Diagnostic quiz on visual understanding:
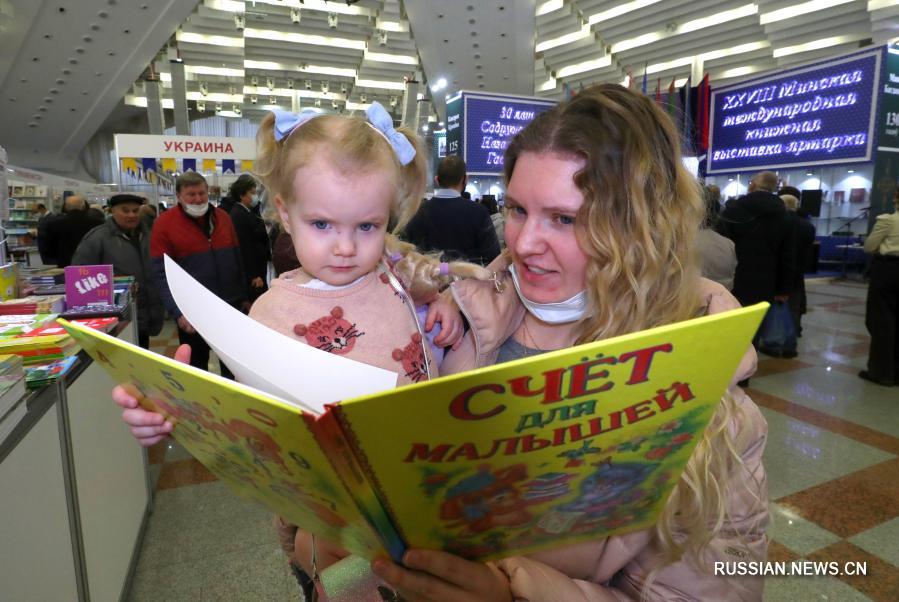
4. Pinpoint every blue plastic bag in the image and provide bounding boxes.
[757,302,797,356]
